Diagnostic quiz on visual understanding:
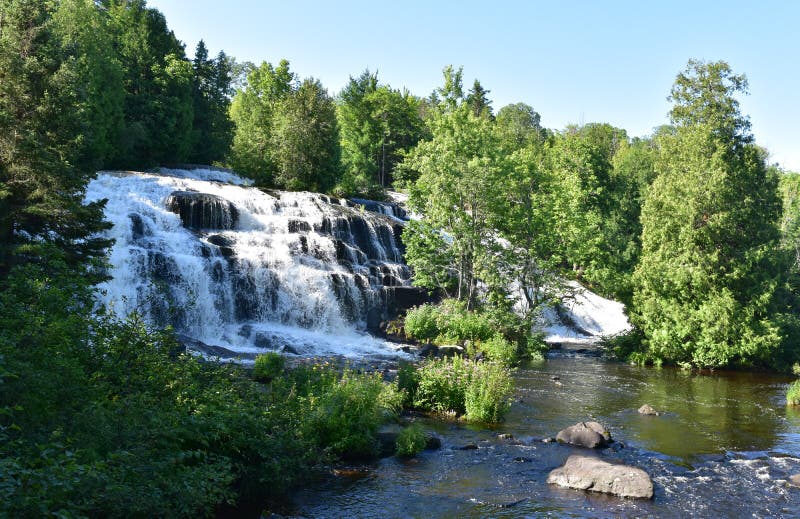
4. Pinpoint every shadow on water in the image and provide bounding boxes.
[292,351,800,518]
